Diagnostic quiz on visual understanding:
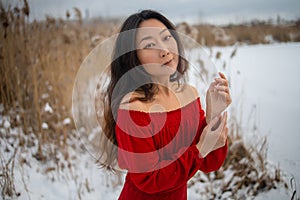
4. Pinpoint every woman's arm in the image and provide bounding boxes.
[116,109,207,194]
[179,84,228,173]
[196,112,228,158]
[190,109,228,174]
